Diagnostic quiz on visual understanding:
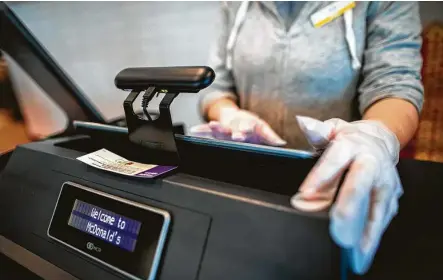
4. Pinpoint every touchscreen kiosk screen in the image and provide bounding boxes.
[68,200,141,252]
